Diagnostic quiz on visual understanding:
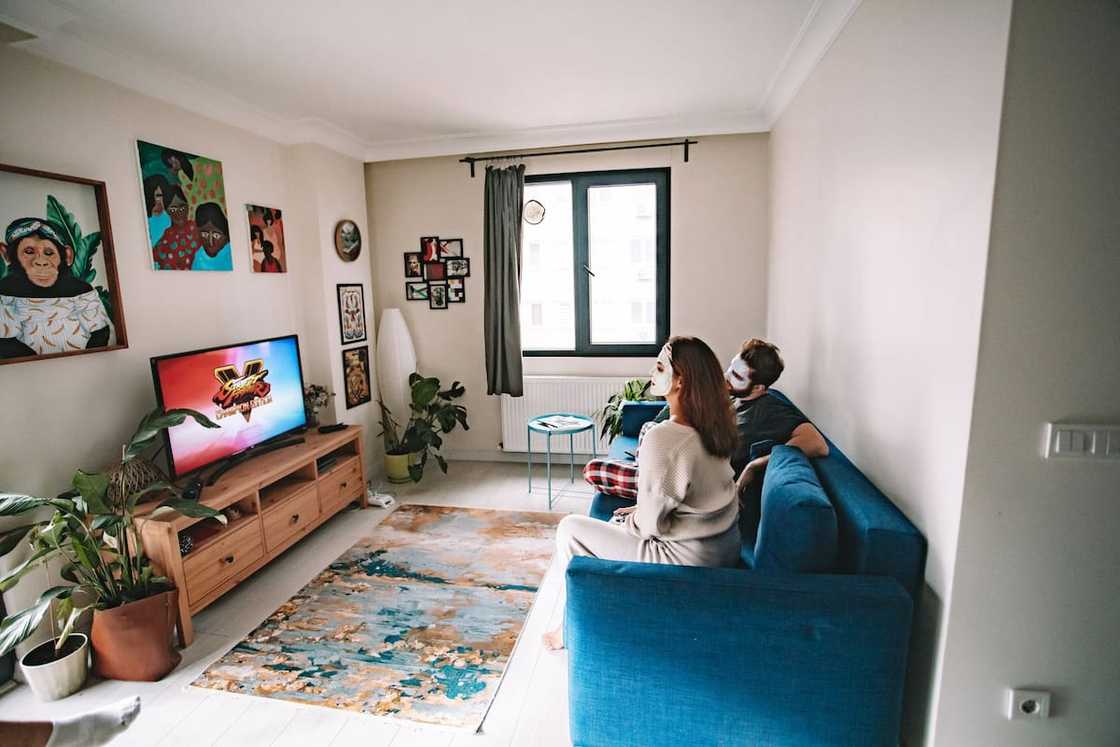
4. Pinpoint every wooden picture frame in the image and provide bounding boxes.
[0,163,129,366]
[336,283,367,345]
[342,345,372,409]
